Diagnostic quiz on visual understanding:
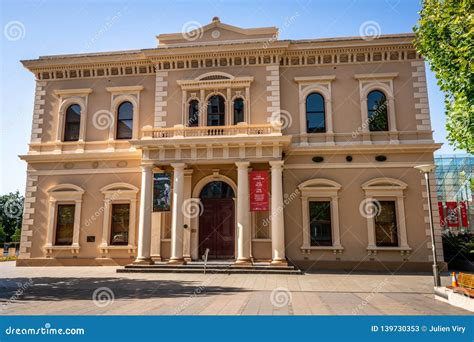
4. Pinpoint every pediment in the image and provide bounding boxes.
[157,17,278,46]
